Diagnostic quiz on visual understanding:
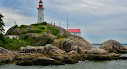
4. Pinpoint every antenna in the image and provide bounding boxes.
[59,22,61,27]
[14,21,17,25]
[51,21,53,25]
[67,17,69,30]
